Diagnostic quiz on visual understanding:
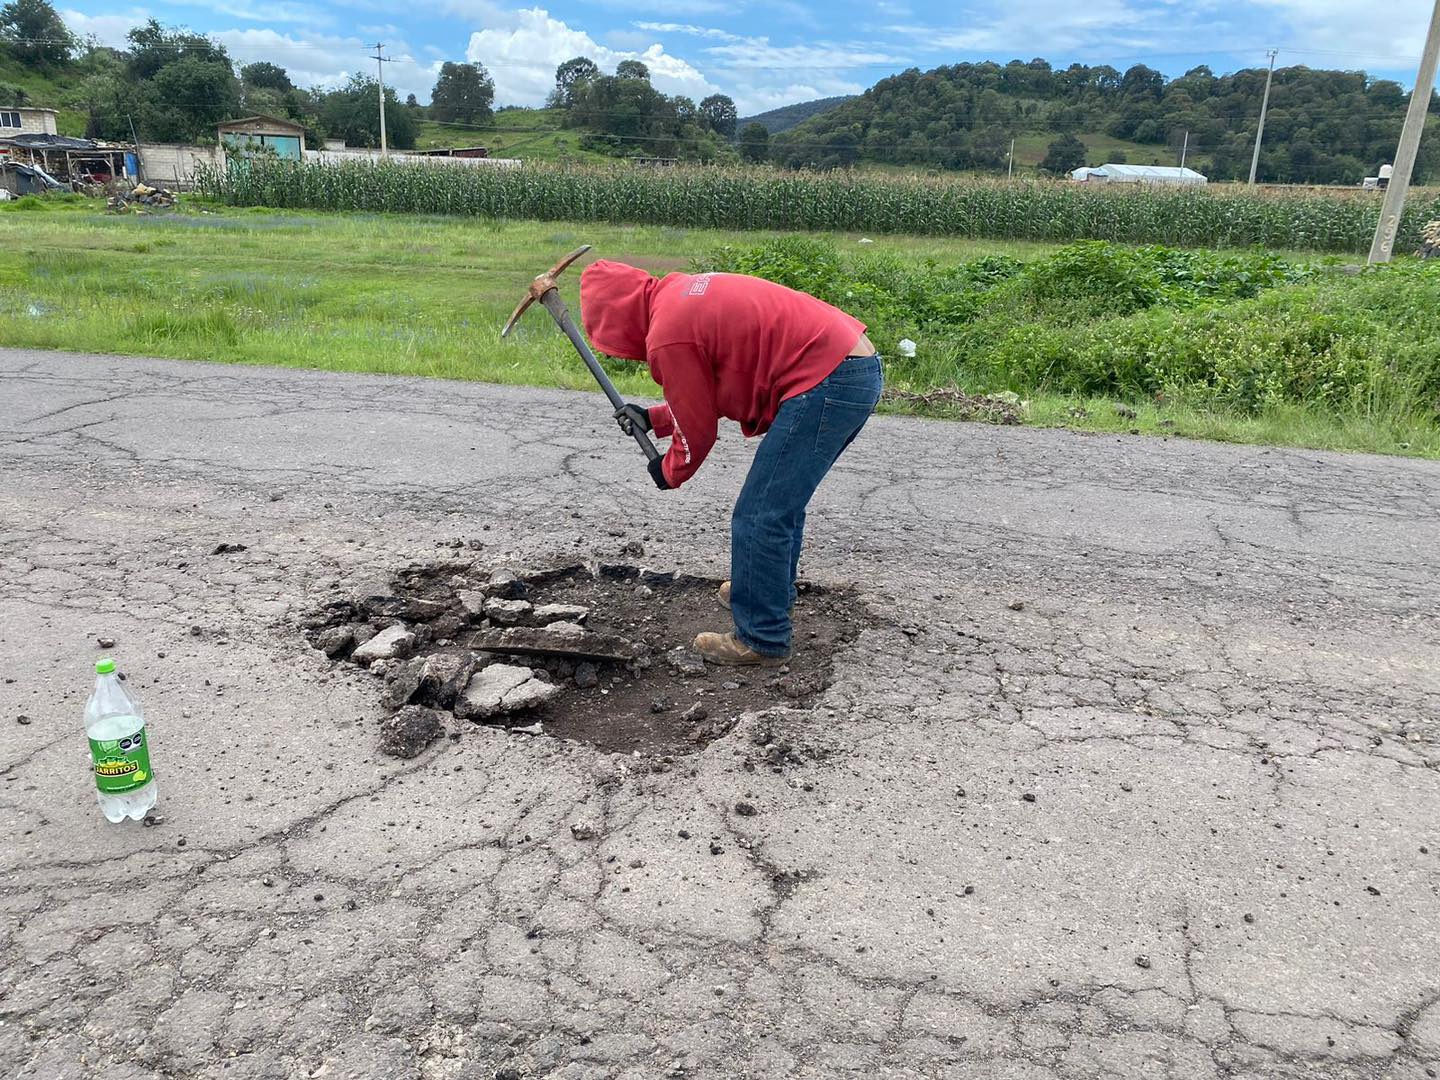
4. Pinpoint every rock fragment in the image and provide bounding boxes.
[418,652,478,709]
[469,626,638,662]
[315,625,355,658]
[487,570,527,600]
[484,598,533,626]
[380,658,425,711]
[351,625,416,665]
[571,820,600,841]
[403,599,449,622]
[532,603,590,625]
[378,706,444,759]
[355,579,404,618]
[503,676,563,712]
[666,647,707,678]
[574,662,599,689]
[455,664,561,720]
